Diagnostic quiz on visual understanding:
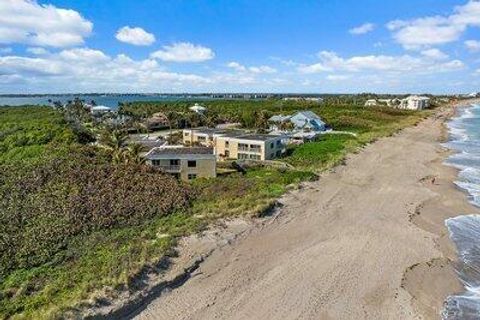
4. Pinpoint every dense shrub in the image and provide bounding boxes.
[0,146,192,278]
